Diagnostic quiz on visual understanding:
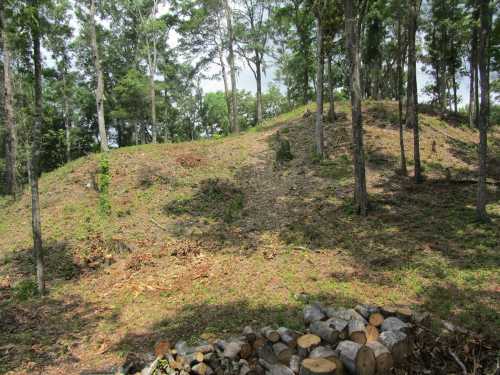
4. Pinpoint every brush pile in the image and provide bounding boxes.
[120,302,498,375]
